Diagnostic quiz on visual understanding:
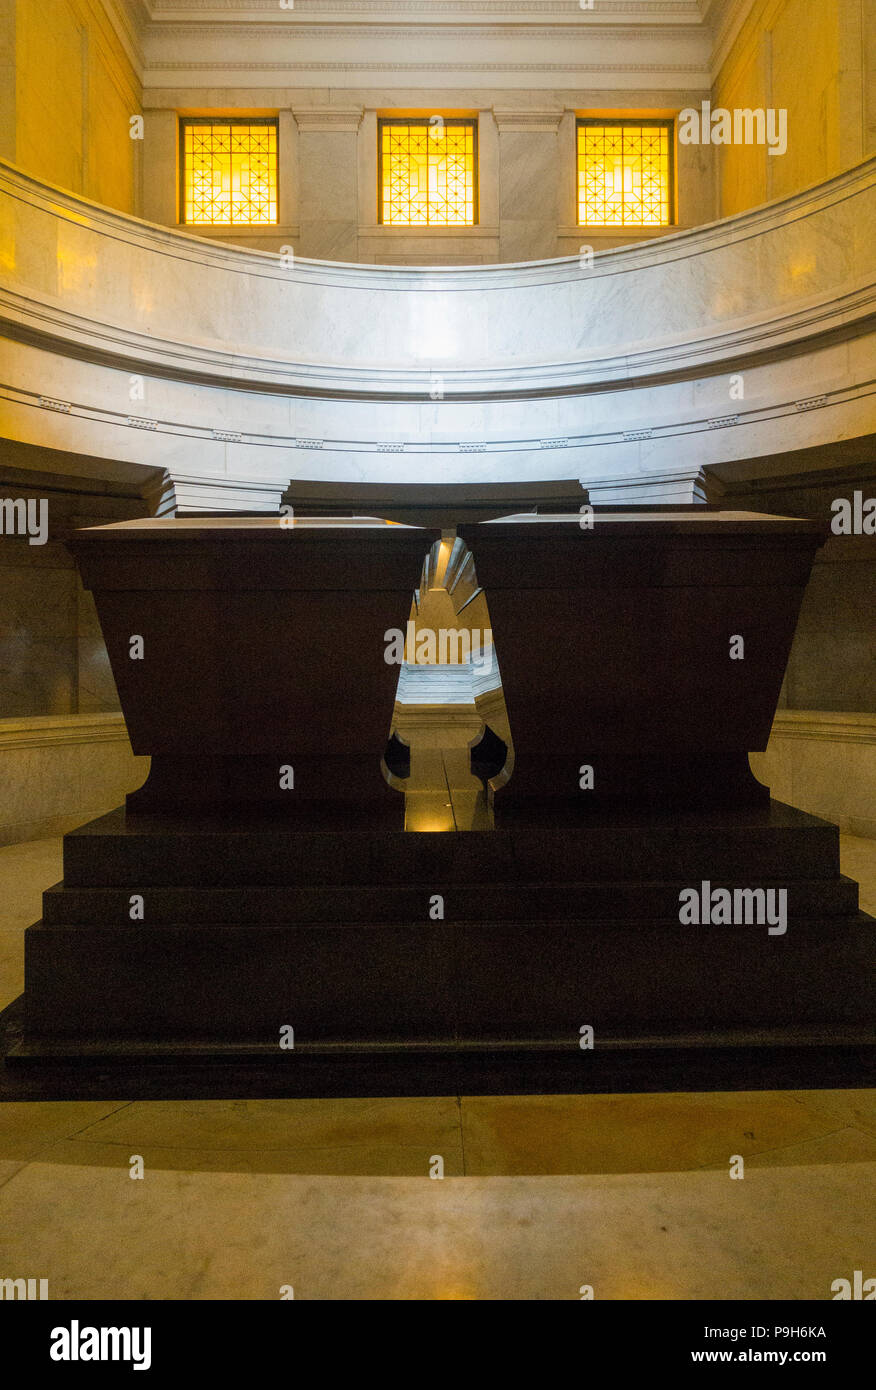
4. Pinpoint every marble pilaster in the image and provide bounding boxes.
[294,106,363,263]
[494,109,563,263]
